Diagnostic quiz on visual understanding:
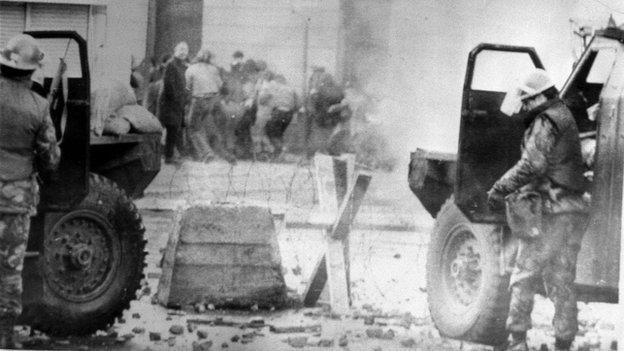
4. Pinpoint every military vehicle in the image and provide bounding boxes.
[15,31,161,336]
[408,25,624,346]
